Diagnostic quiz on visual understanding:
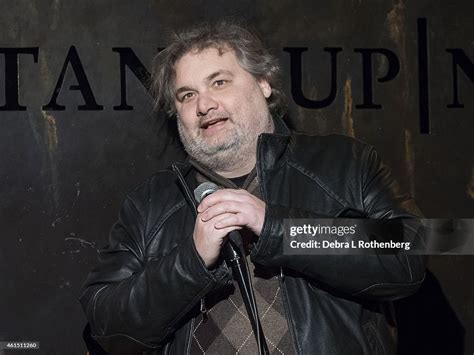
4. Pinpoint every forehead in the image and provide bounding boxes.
[174,47,248,88]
